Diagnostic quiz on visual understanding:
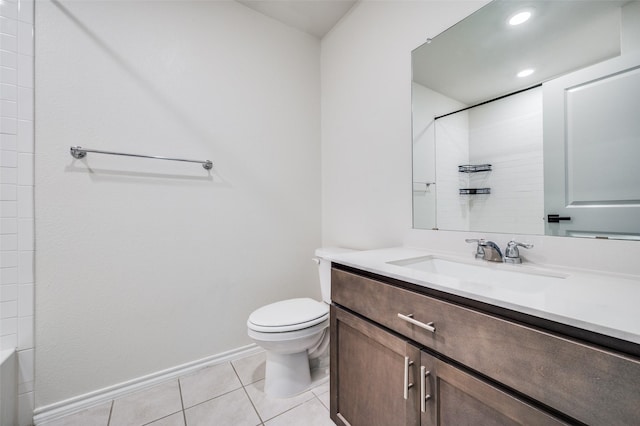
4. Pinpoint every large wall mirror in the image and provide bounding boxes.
[412,0,640,240]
